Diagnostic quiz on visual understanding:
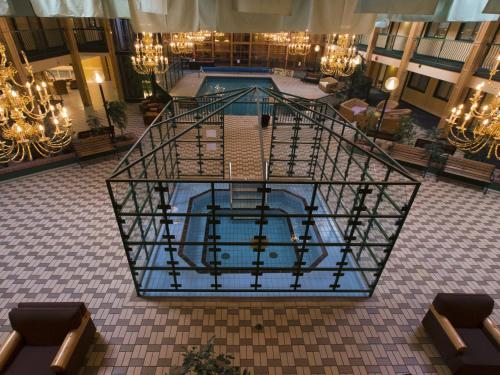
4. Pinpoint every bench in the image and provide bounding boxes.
[389,143,431,175]
[73,134,116,166]
[442,155,495,193]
